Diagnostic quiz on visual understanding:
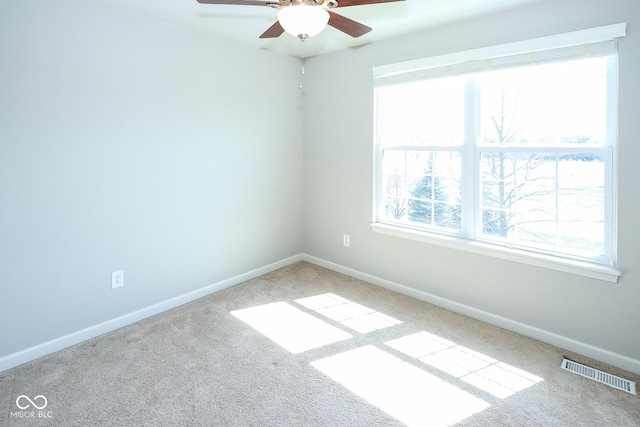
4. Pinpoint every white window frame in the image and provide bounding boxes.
[371,24,626,283]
